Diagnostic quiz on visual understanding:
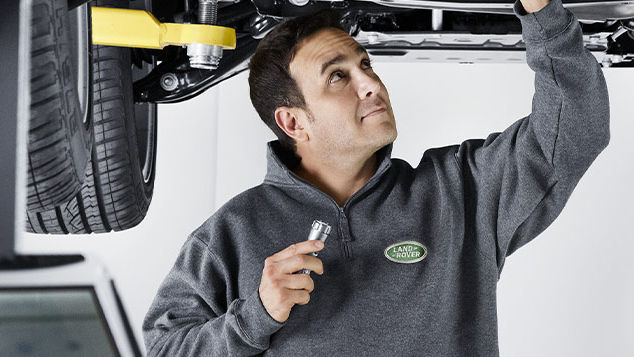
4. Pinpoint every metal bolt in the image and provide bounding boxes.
[160,73,178,91]
[198,0,218,24]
